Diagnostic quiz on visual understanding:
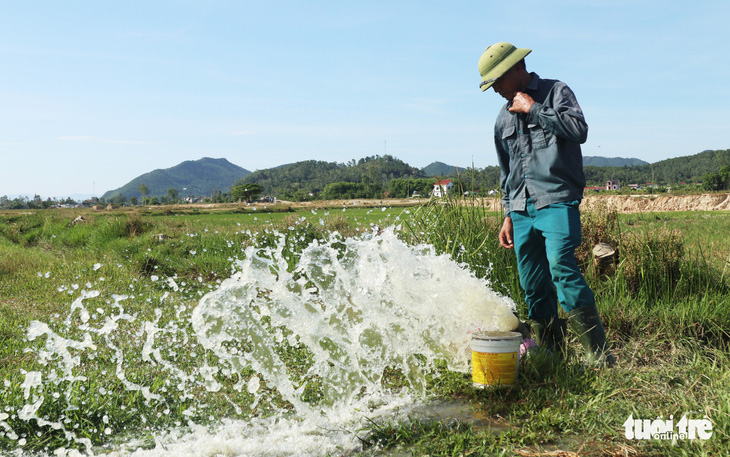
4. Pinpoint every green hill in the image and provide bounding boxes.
[648,149,730,183]
[98,149,730,203]
[422,158,647,178]
[236,155,423,200]
[102,157,251,200]
[422,161,465,177]
[584,149,730,185]
[583,156,648,167]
